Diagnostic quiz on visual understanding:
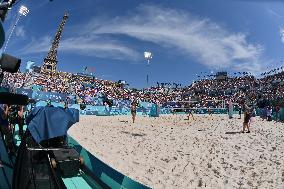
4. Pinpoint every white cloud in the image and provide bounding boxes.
[84,5,265,72]
[267,8,282,19]
[18,35,140,61]
[18,36,52,54]
[280,27,284,43]
[59,36,140,60]
[15,26,26,38]
[17,4,268,72]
